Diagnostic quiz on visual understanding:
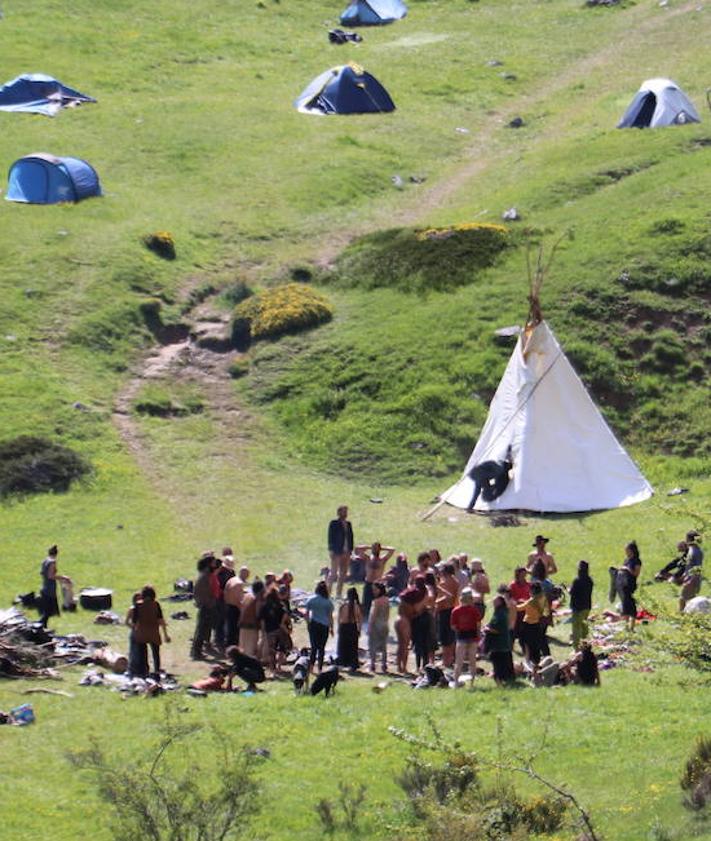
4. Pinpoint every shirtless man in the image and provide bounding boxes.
[436,563,460,667]
[527,535,557,576]
[223,573,246,648]
[355,541,395,621]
